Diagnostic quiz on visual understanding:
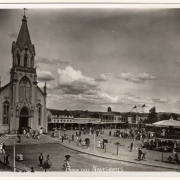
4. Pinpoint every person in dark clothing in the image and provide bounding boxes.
[138,148,142,160]
[6,155,10,165]
[72,134,74,141]
[18,134,21,143]
[62,136,64,143]
[31,167,35,172]
[39,153,43,166]
[130,142,133,152]
[109,131,111,136]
